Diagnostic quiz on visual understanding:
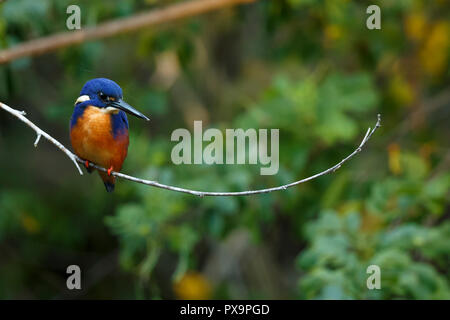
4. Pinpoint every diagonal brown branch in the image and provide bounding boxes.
[0,0,256,64]
[1,101,381,197]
